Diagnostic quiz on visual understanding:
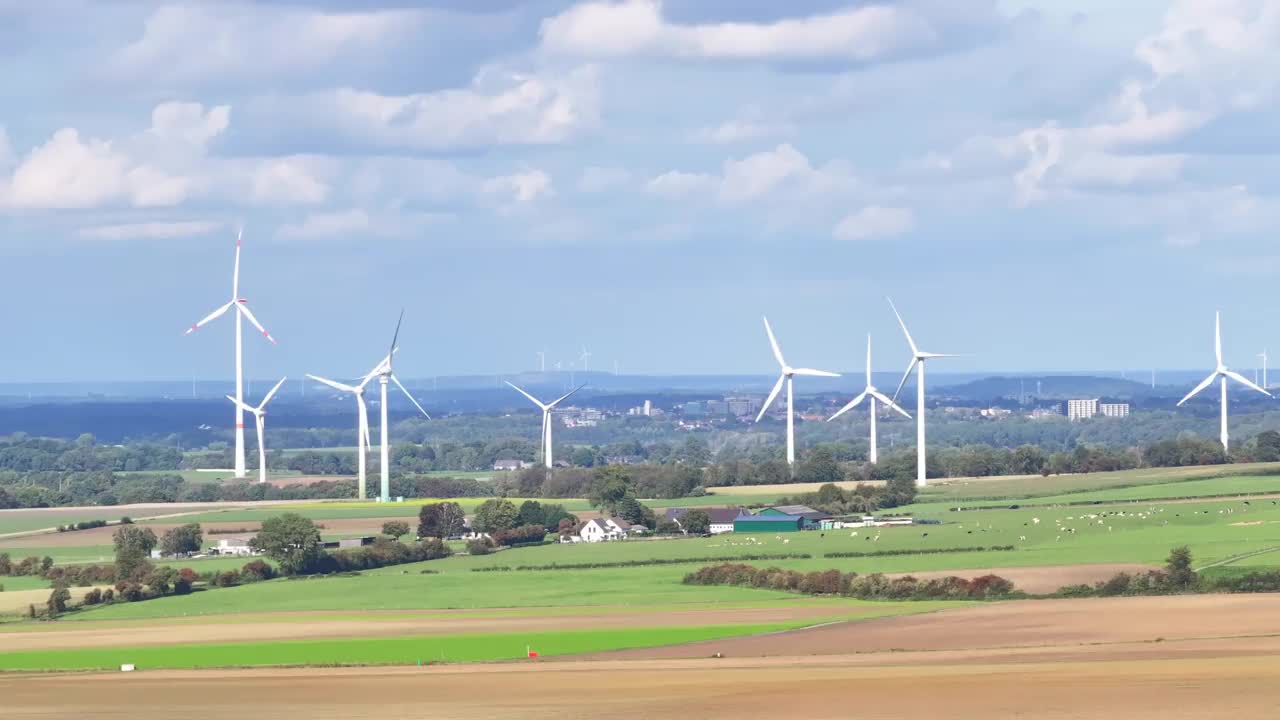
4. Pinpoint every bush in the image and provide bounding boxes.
[466,538,494,556]
[491,524,547,547]
[240,559,276,583]
[211,570,241,588]
[82,588,103,605]
[683,563,1017,601]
